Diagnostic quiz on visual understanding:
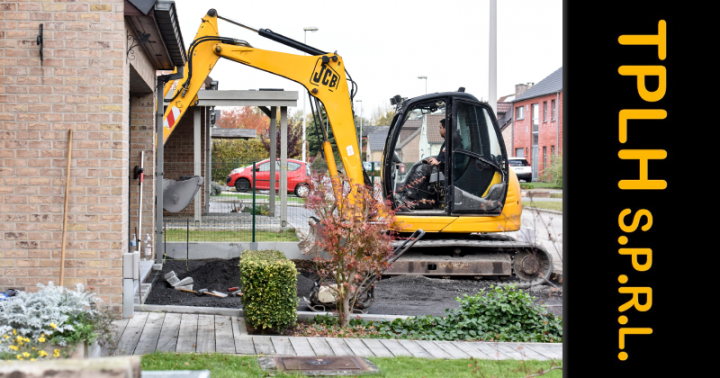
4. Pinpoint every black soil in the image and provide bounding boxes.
[144,258,244,308]
[145,258,562,316]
